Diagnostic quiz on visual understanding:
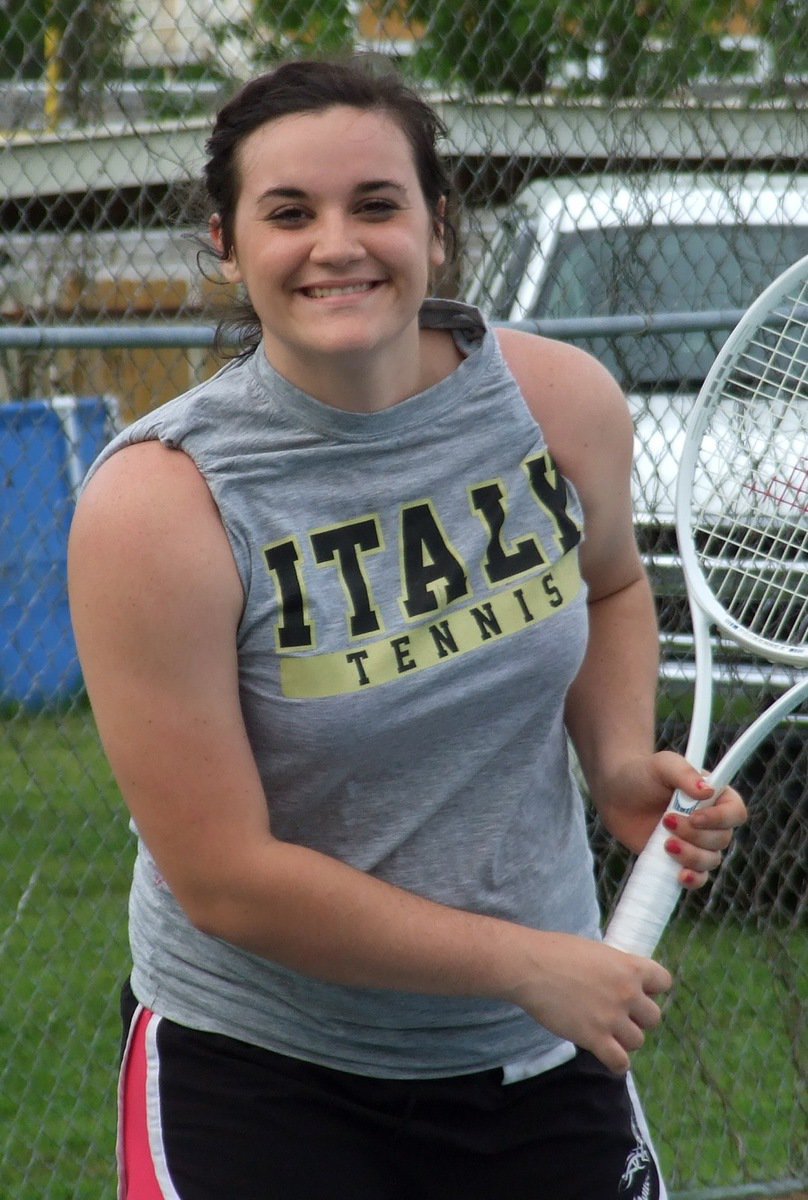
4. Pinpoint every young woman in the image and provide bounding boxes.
[68,58,747,1200]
